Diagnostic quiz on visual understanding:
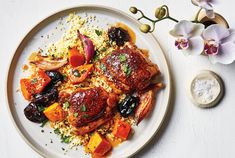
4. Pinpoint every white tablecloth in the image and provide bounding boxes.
[1,0,235,158]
